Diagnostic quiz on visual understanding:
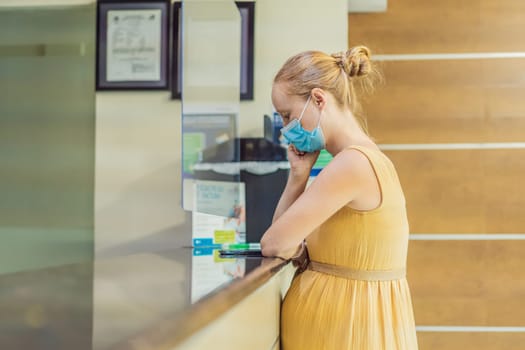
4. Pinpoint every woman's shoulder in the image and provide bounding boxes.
[323,145,379,184]
[334,143,382,166]
[341,143,394,170]
[342,143,382,156]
